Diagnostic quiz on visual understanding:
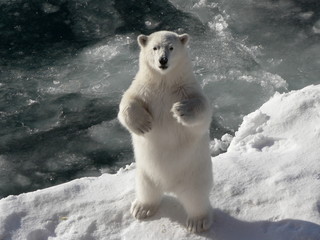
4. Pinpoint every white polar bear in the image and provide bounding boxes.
[118,31,213,233]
